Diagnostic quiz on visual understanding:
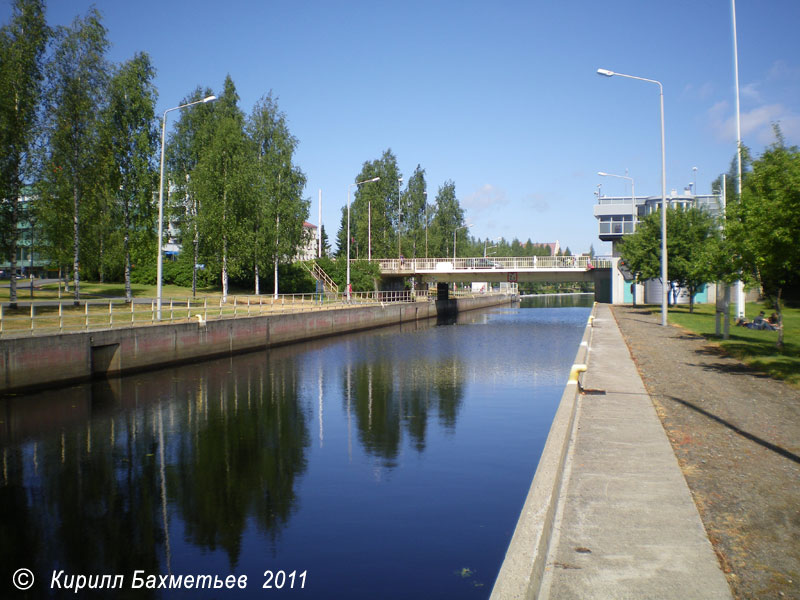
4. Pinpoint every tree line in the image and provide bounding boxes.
[618,126,799,348]
[2,0,572,307]
[330,148,565,261]
[1,1,307,305]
